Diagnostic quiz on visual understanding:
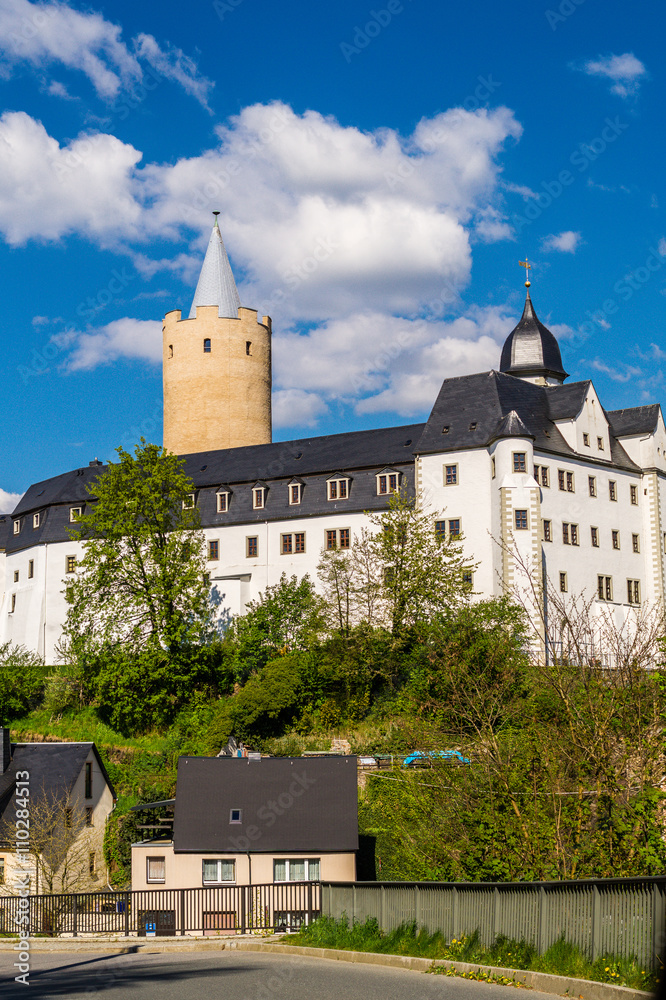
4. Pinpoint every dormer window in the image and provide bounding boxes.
[70,507,82,522]
[597,436,604,451]
[377,470,399,495]
[182,493,196,510]
[13,520,20,535]
[289,480,303,505]
[252,483,267,509]
[327,475,350,501]
[32,512,40,529]
[583,433,590,447]
[203,338,211,353]
[216,487,231,513]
